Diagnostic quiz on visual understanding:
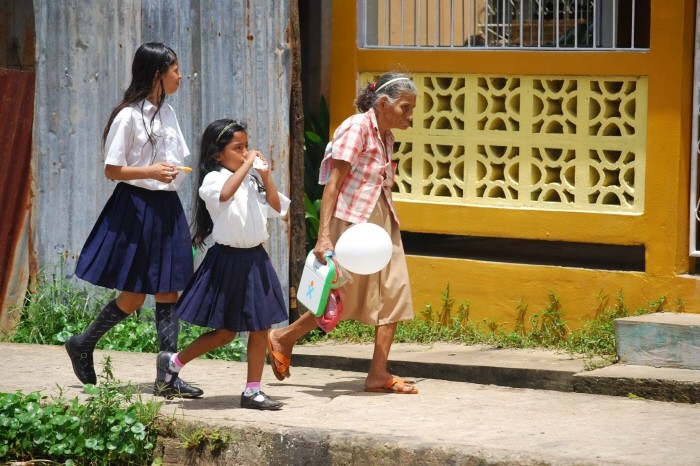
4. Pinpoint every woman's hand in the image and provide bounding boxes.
[313,233,335,264]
